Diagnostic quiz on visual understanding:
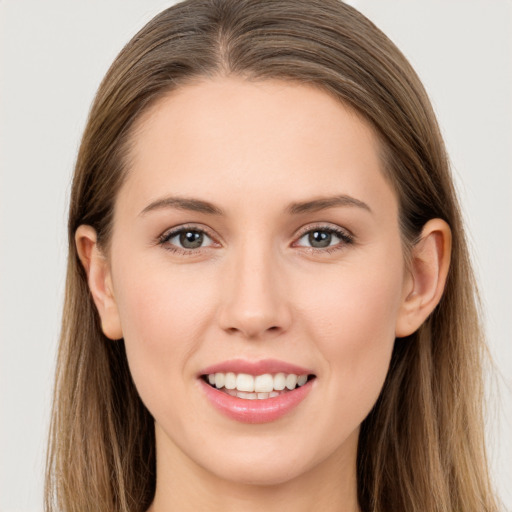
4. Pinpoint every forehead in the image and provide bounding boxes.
[118,76,397,219]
